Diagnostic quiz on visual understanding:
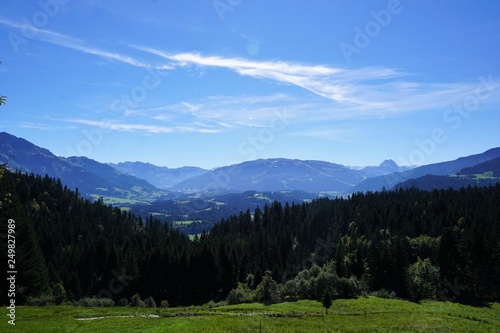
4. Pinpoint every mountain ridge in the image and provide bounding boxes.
[353,147,500,192]
[172,158,361,193]
[108,161,208,189]
[2,132,499,199]
[0,132,166,203]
